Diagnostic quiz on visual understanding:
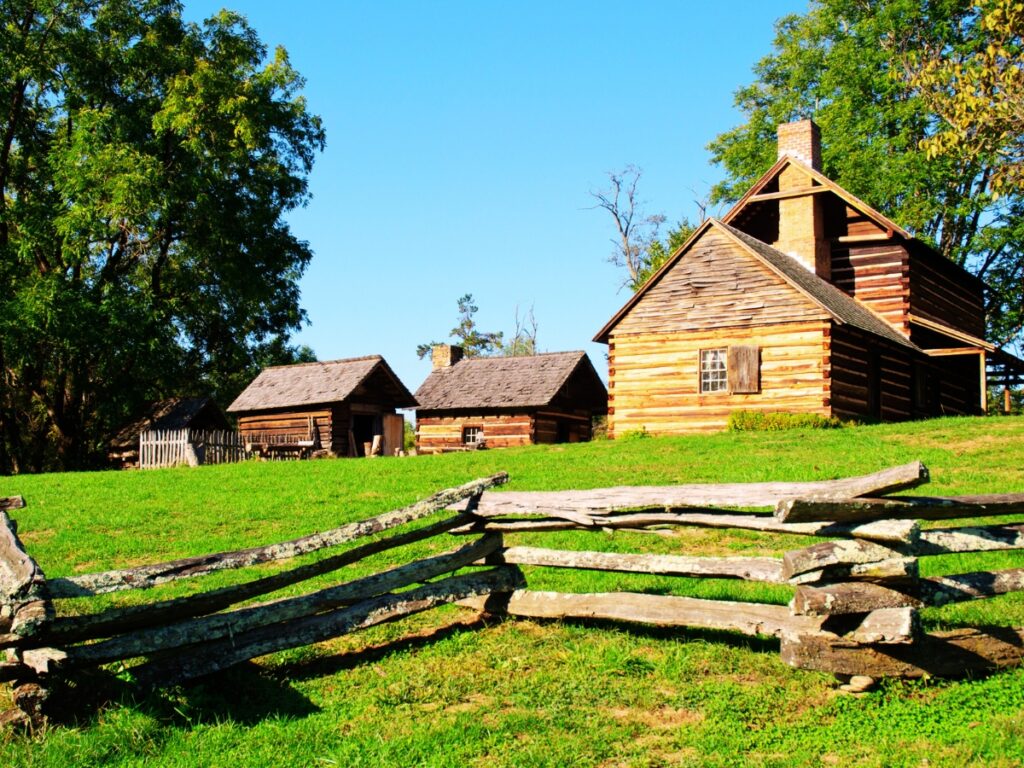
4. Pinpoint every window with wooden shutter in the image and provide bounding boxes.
[727,345,760,394]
